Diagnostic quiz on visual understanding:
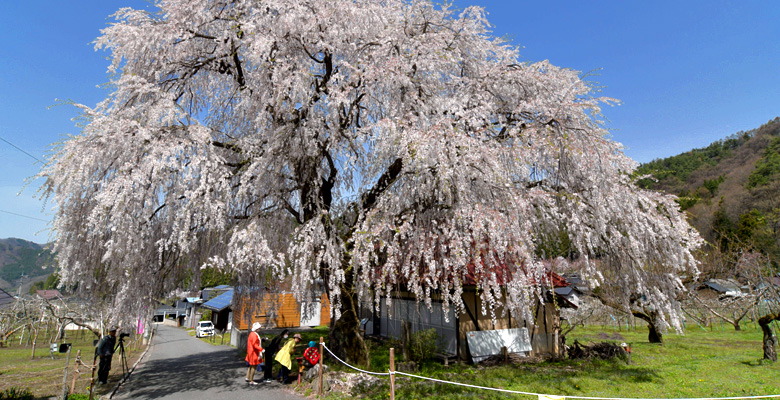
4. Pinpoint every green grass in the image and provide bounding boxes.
[315,325,780,400]
[188,328,233,346]
[0,330,146,399]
